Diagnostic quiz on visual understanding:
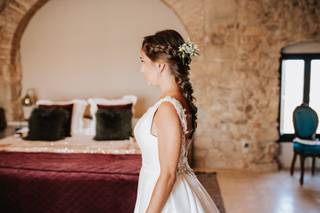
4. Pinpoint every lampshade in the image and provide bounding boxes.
[21,88,37,107]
